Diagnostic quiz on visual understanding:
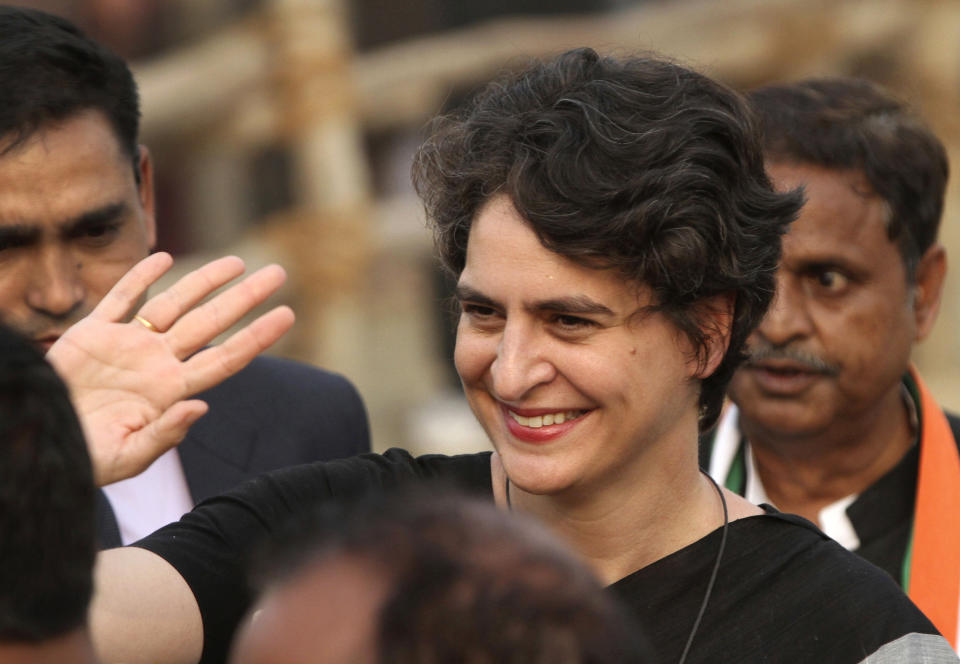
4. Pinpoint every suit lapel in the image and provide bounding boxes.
[95,489,122,549]
[176,382,260,503]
